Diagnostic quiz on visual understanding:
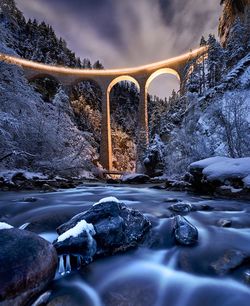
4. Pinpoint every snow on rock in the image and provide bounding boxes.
[57,219,95,243]
[93,196,120,206]
[190,157,231,170]
[0,170,48,184]
[190,157,250,183]
[203,158,250,182]
[0,222,13,230]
